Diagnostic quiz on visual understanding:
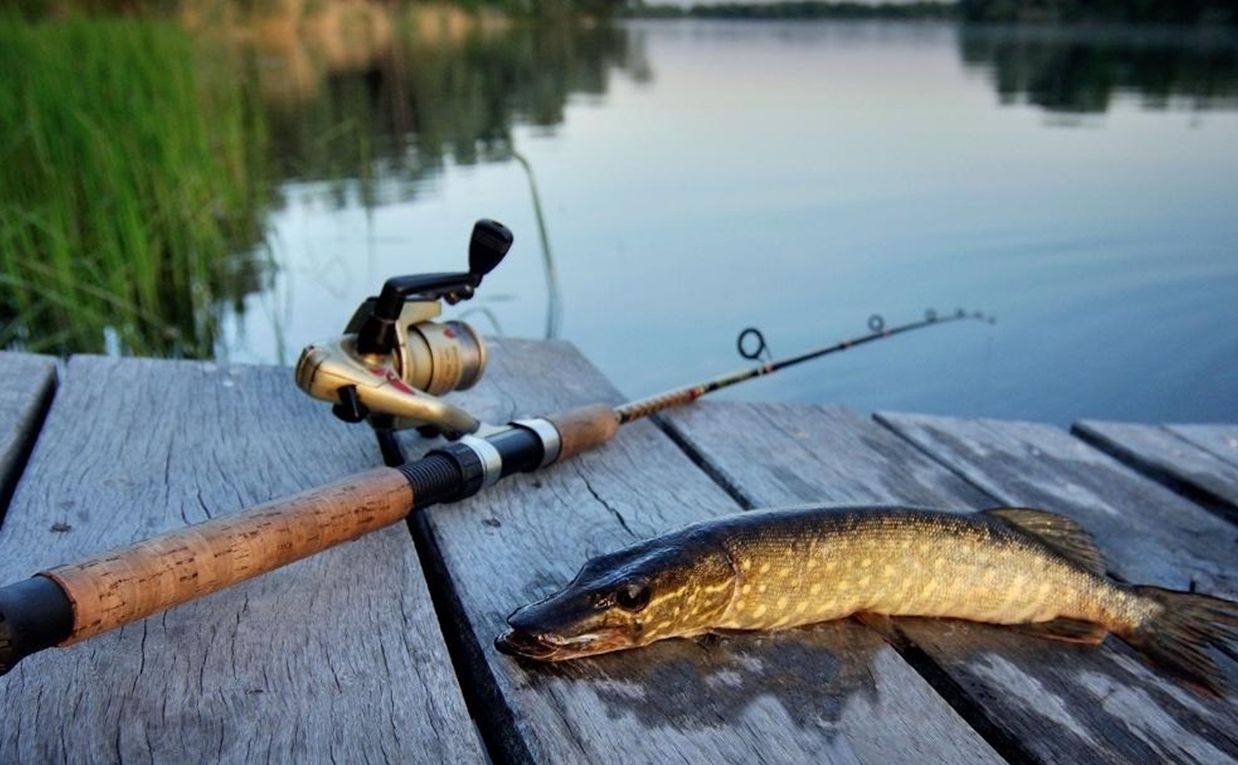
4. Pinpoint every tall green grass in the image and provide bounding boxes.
[0,16,270,357]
